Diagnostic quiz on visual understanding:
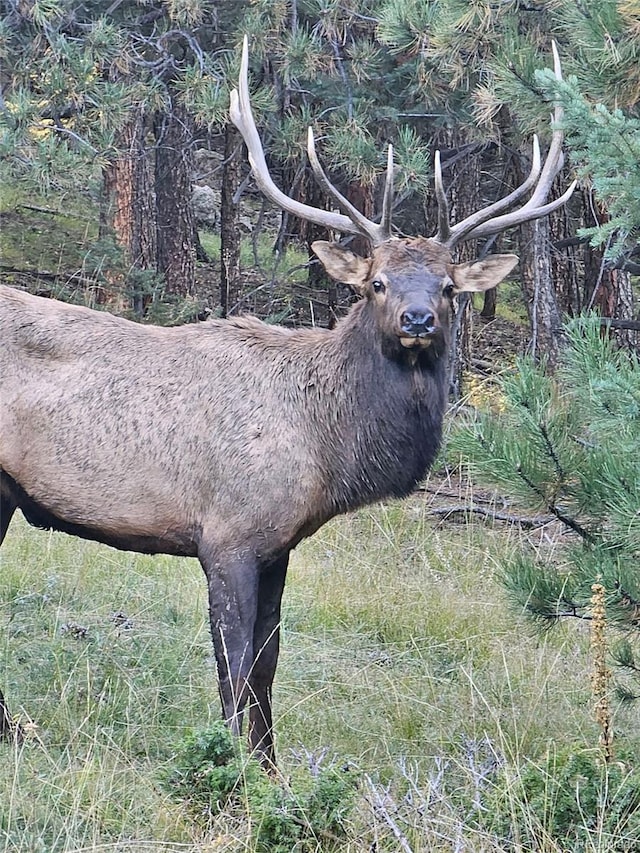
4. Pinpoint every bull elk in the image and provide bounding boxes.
[0,38,574,767]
